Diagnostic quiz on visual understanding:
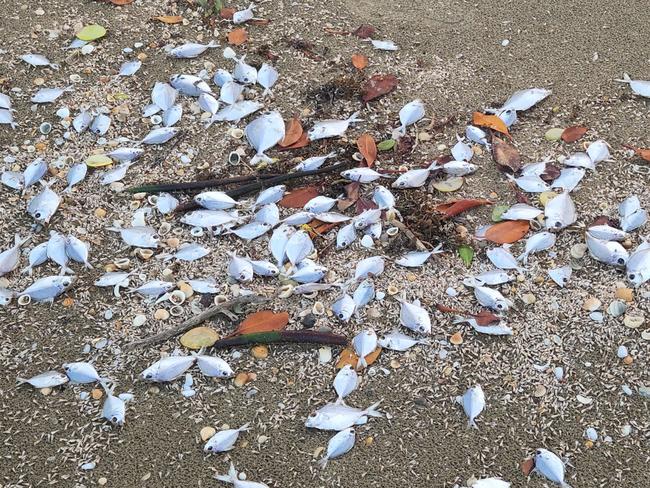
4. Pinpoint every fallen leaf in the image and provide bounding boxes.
[377,139,396,151]
[362,74,398,102]
[250,19,271,26]
[353,24,376,39]
[357,133,377,167]
[278,186,320,208]
[432,176,464,192]
[472,112,510,137]
[109,0,134,4]
[355,197,378,214]
[458,245,474,267]
[228,28,248,46]
[626,145,650,162]
[435,304,463,314]
[336,346,381,369]
[76,24,107,41]
[435,198,492,218]
[491,204,509,222]
[234,311,289,336]
[278,118,303,147]
[561,125,588,143]
[337,182,360,211]
[539,163,561,182]
[323,27,349,35]
[521,458,535,476]
[484,220,529,244]
[351,53,368,70]
[180,327,219,349]
[472,311,501,326]
[220,7,235,19]
[85,154,113,168]
[278,132,309,150]
[309,220,339,238]
[492,138,522,172]
[154,15,183,24]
